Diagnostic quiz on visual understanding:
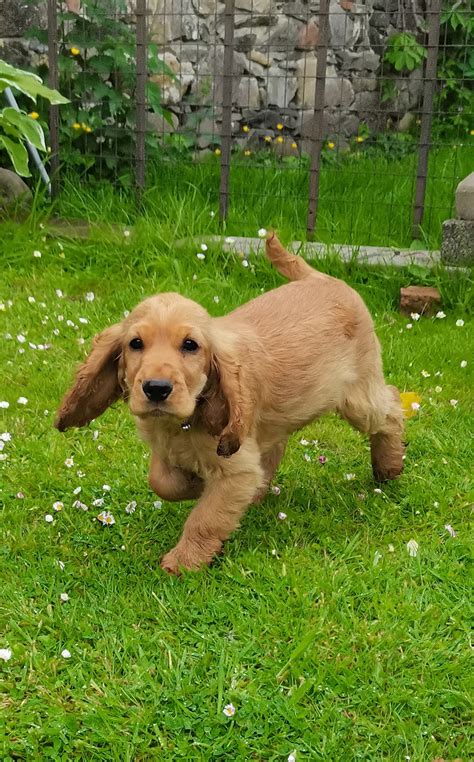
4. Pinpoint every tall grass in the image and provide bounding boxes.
[51,144,474,249]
